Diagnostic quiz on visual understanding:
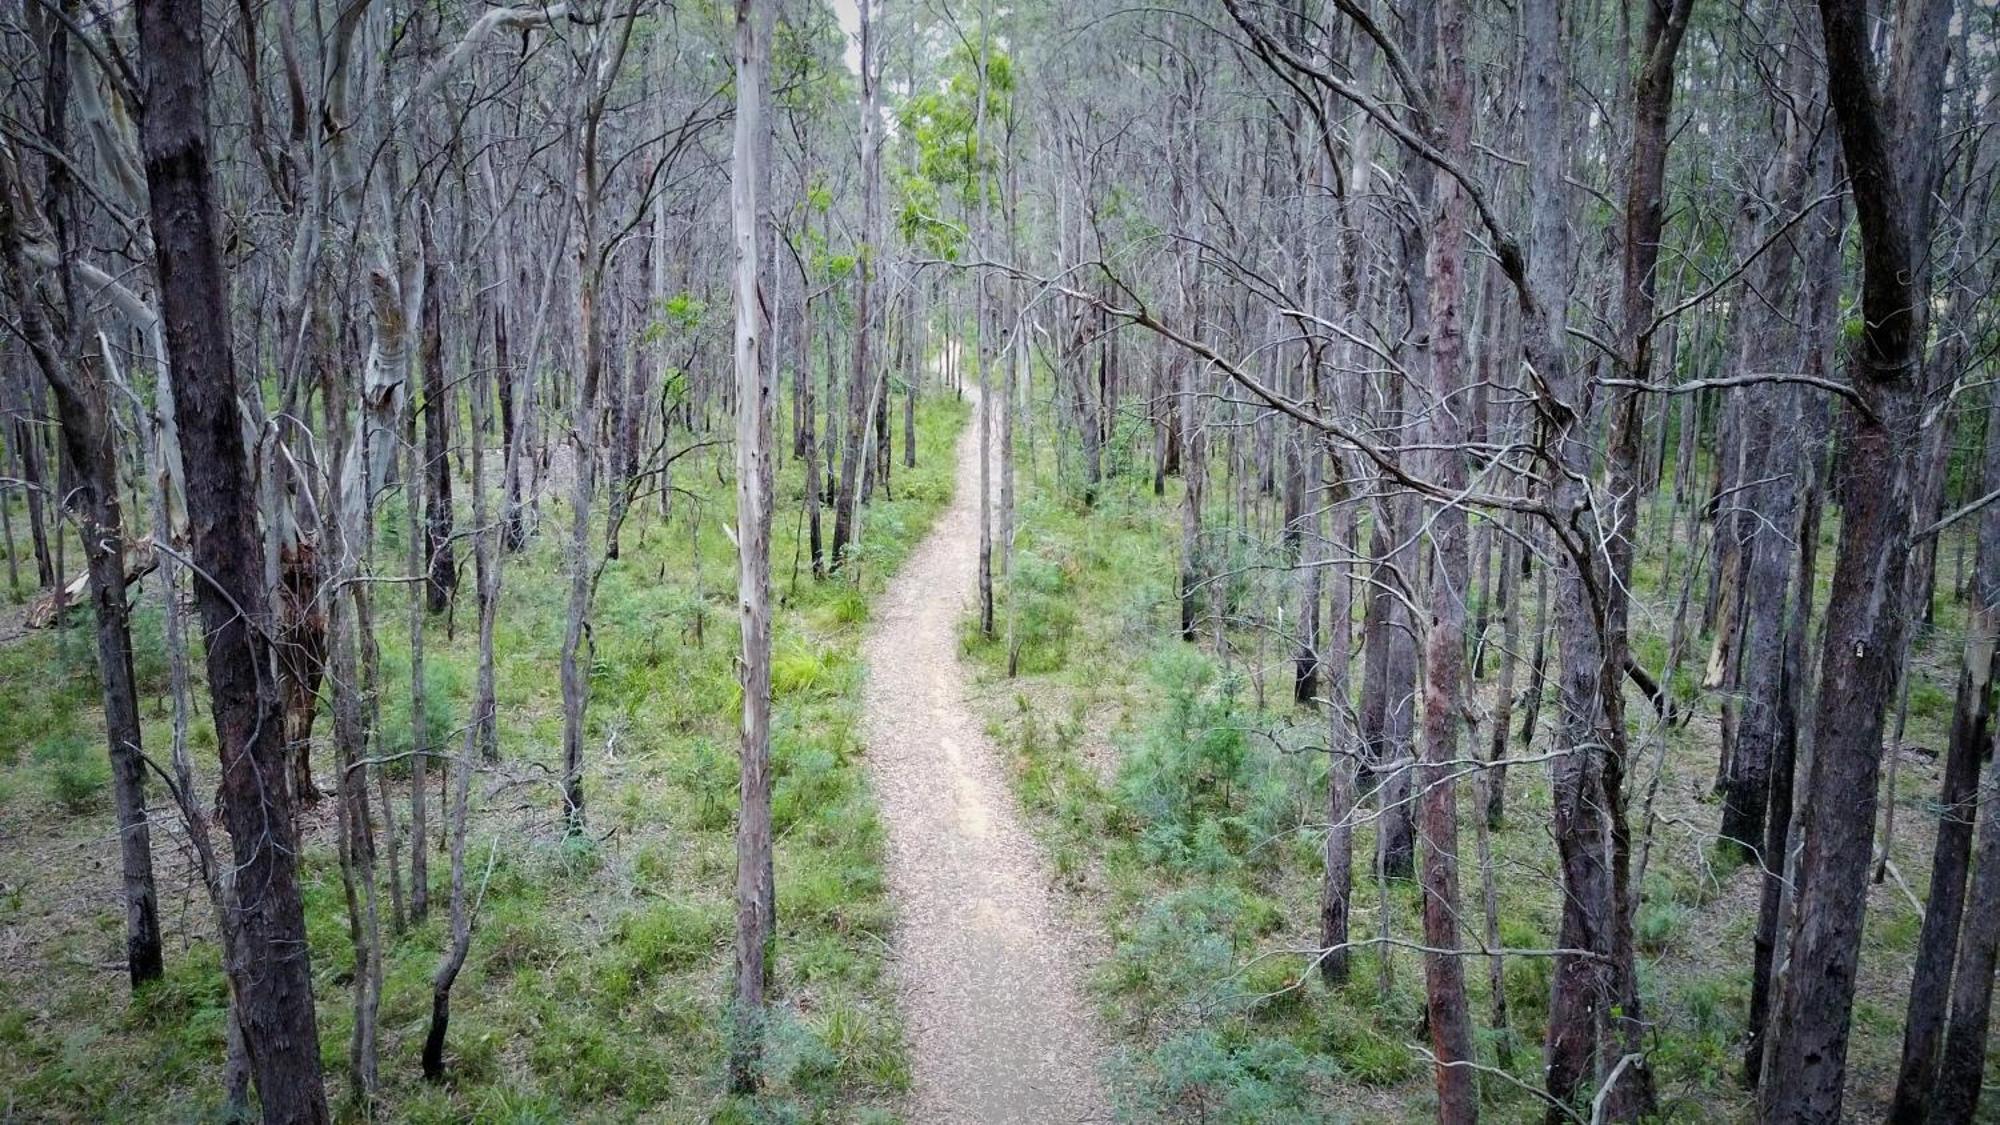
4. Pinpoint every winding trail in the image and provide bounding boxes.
[862,398,1110,1123]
